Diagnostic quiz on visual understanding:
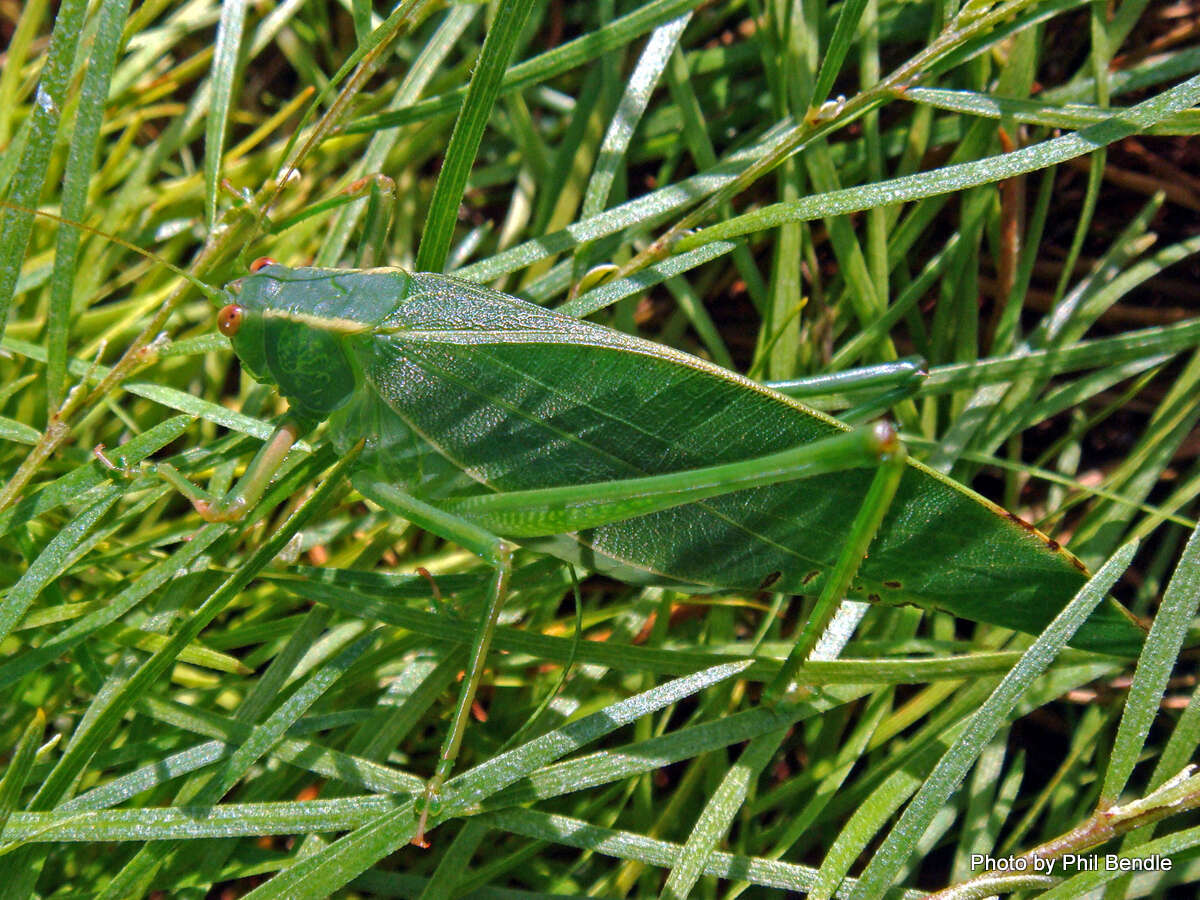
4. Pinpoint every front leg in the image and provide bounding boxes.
[193,421,306,521]
[140,421,306,522]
